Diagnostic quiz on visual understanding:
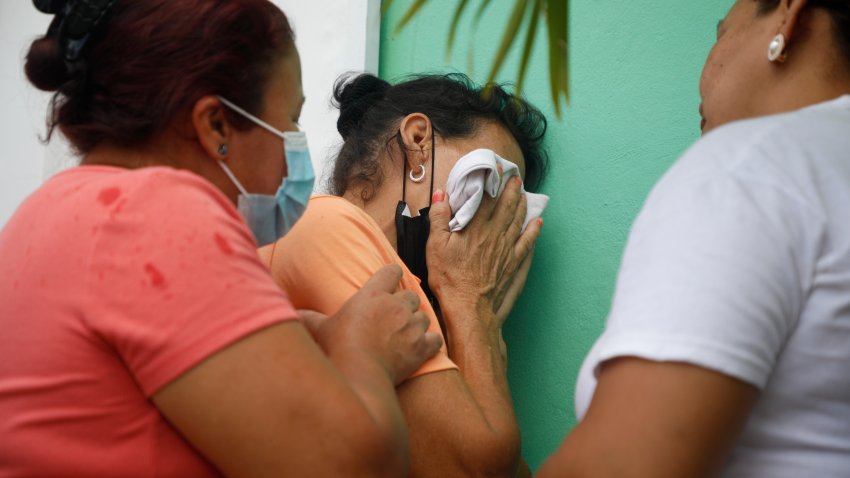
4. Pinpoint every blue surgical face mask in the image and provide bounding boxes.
[216,96,315,247]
